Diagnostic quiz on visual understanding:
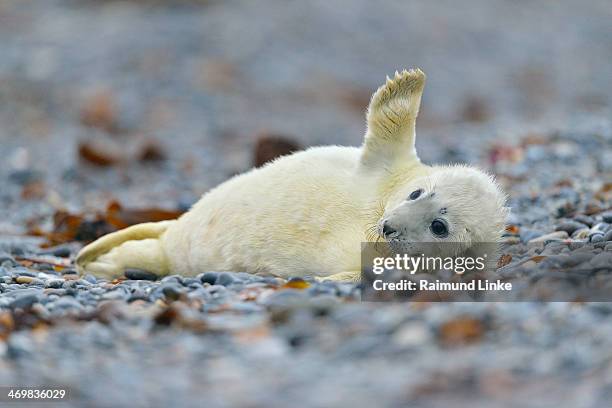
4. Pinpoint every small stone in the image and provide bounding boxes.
[215,272,236,287]
[591,223,610,234]
[572,228,590,240]
[602,211,612,224]
[560,252,594,267]
[33,263,54,272]
[12,269,36,277]
[393,323,431,347]
[9,293,39,310]
[76,279,92,287]
[15,276,43,285]
[261,277,282,286]
[182,278,200,286]
[124,268,158,281]
[528,231,568,244]
[0,253,17,266]
[83,274,97,284]
[161,275,183,284]
[45,279,64,289]
[307,283,337,297]
[6,334,34,358]
[128,289,148,302]
[40,246,72,258]
[556,221,587,235]
[44,288,66,296]
[590,252,612,270]
[574,215,594,227]
[520,228,543,243]
[591,234,605,243]
[8,169,43,185]
[228,302,264,314]
[52,296,83,311]
[101,290,127,301]
[501,236,521,245]
[604,230,612,242]
[199,272,219,285]
[162,284,184,301]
